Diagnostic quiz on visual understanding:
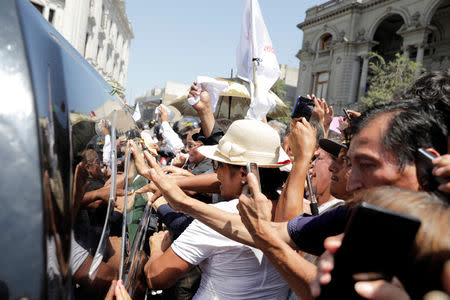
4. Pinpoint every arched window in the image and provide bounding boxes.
[320,34,333,50]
